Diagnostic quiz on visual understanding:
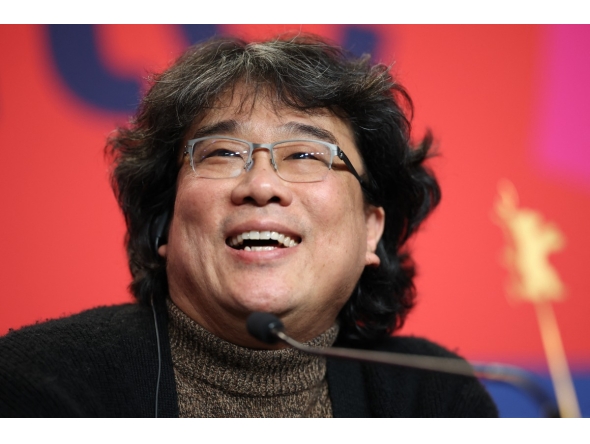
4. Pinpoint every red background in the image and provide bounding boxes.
[1,25,588,382]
